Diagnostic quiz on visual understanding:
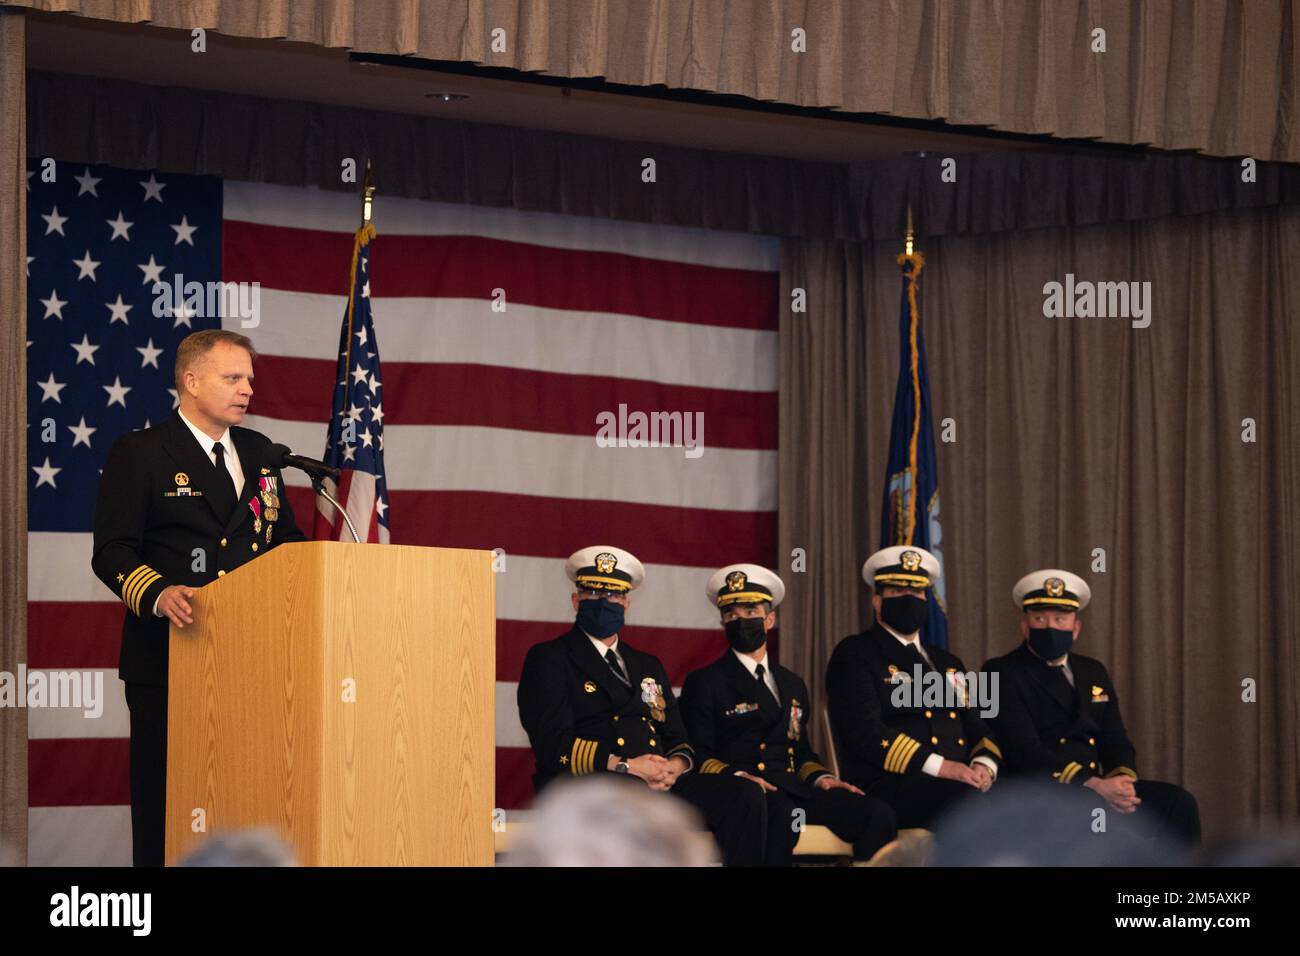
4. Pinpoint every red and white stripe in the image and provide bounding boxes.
[27,181,778,864]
